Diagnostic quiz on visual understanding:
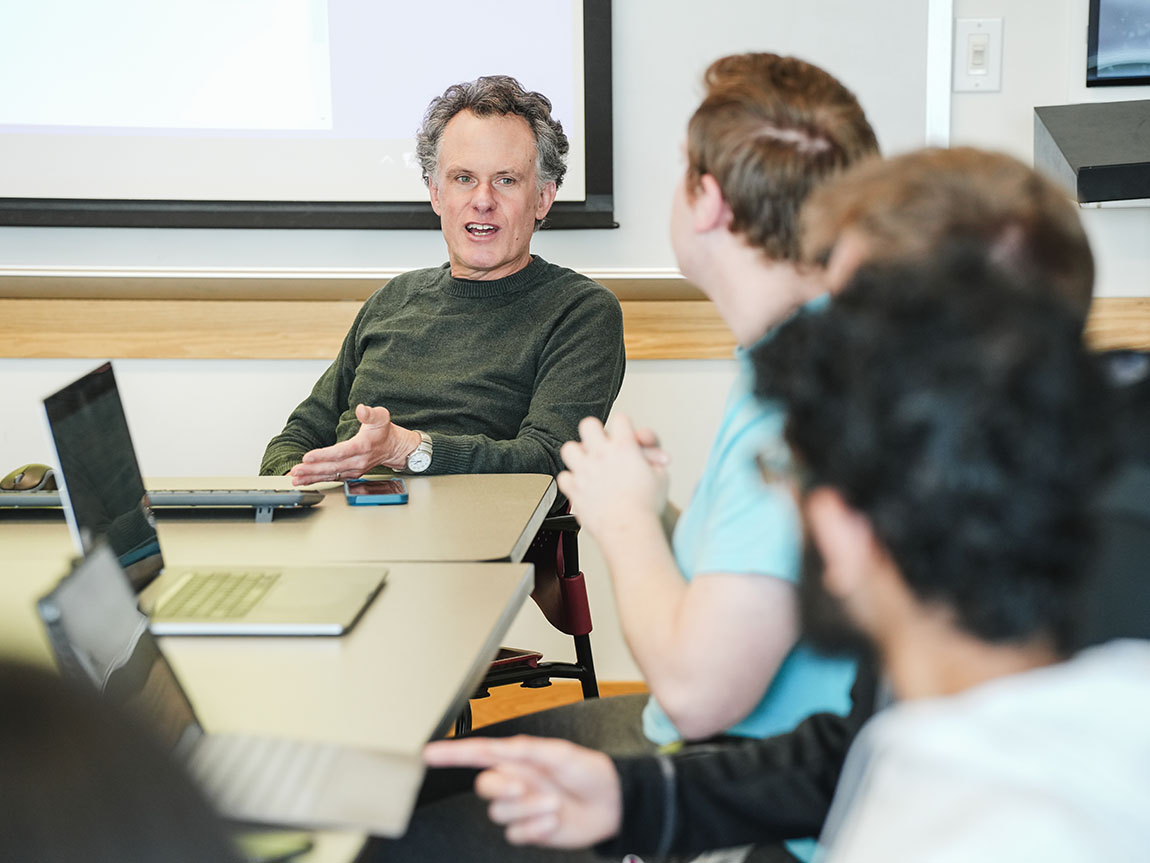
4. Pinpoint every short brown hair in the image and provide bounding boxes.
[801,147,1094,317]
[686,53,879,260]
